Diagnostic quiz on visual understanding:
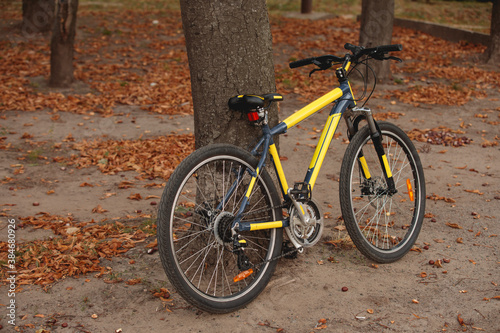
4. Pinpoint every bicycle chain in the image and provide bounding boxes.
[241,202,288,218]
[251,244,302,271]
[239,202,303,271]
